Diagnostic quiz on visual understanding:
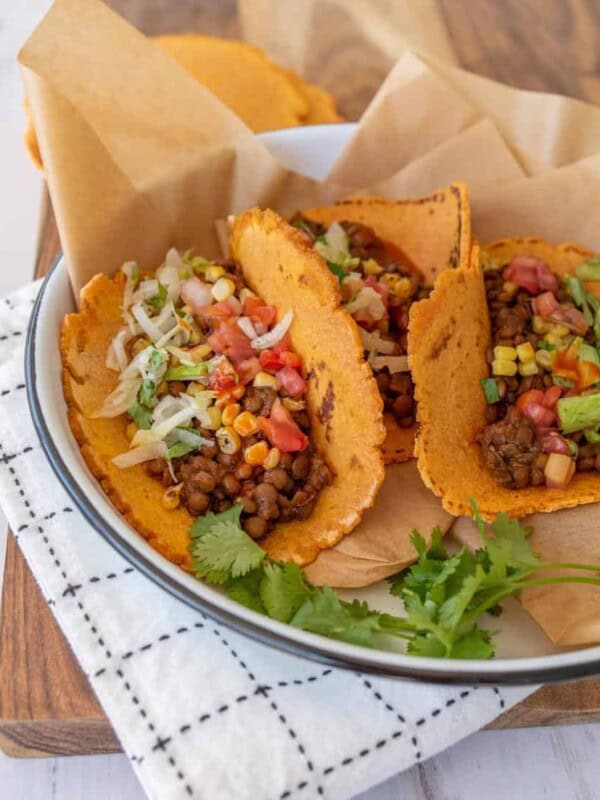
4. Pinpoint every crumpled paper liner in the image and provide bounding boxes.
[19,0,600,629]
